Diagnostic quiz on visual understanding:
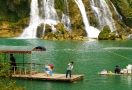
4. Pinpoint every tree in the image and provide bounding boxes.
[0,53,25,90]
